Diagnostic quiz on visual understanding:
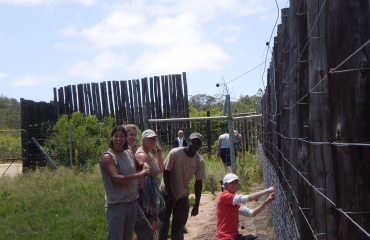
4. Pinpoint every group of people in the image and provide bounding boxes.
[100,126,205,240]
[100,126,275,240]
